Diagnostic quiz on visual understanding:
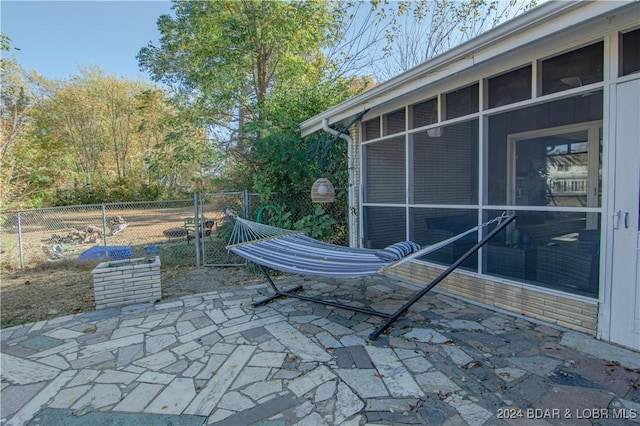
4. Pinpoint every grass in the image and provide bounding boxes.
[0,260,204,329]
